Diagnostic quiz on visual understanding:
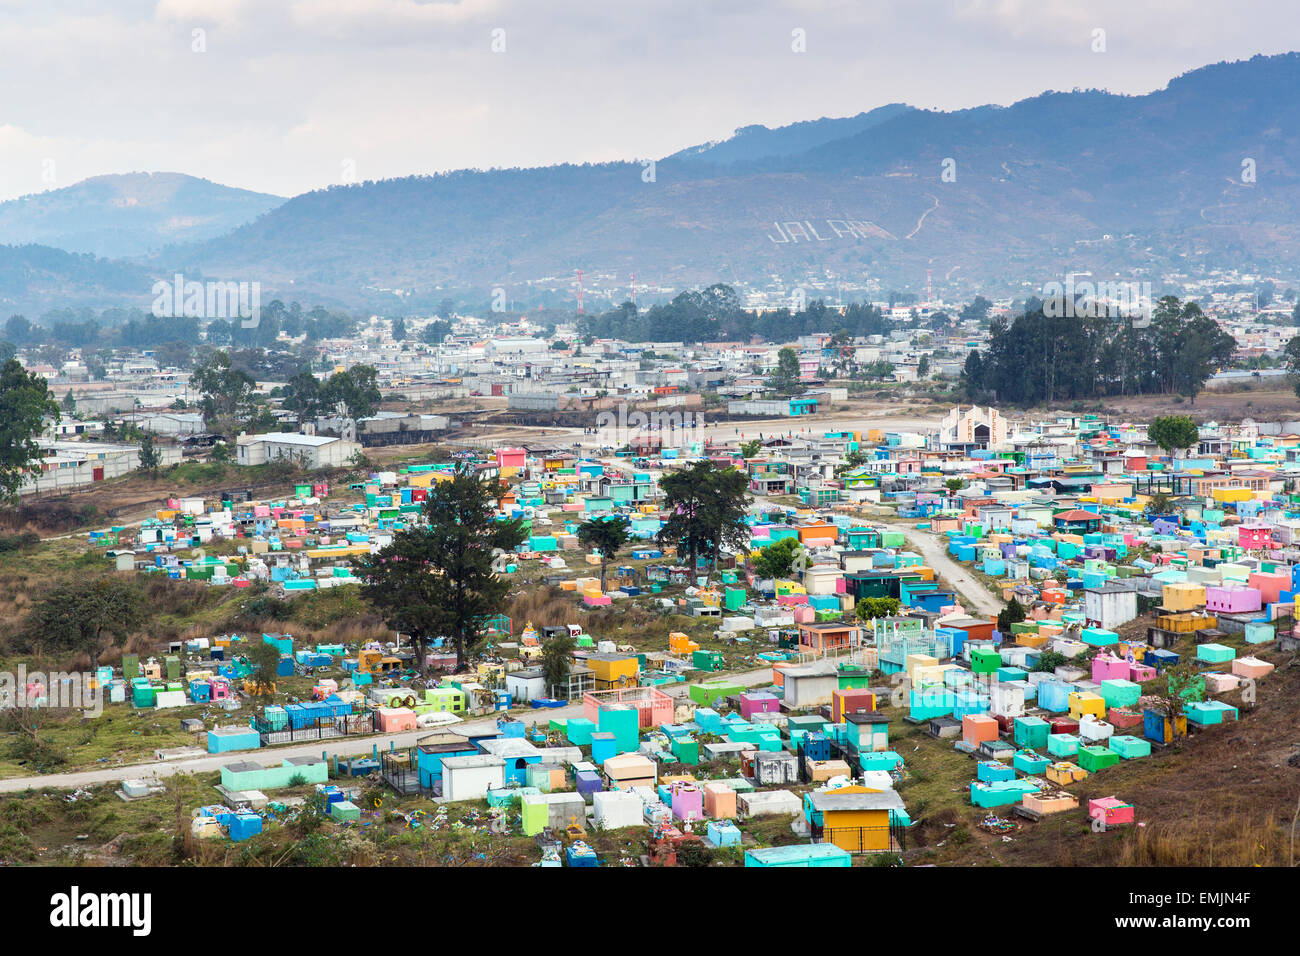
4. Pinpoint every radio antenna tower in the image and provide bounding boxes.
[576,269,585,314]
